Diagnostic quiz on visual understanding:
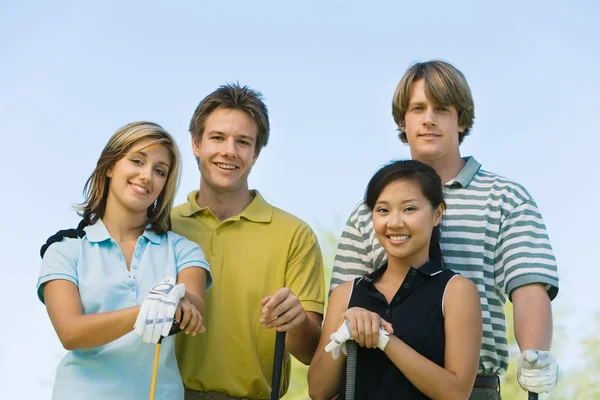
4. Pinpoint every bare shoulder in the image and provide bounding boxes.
[445,274,480,308]
[329,280,353,303]
[447,274,477,292]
